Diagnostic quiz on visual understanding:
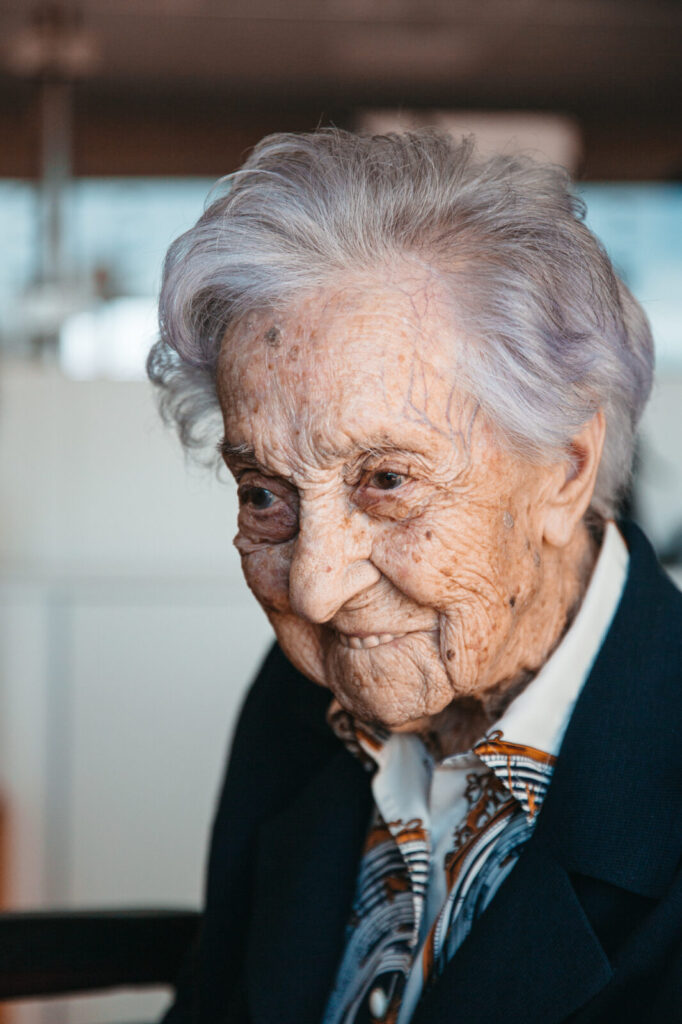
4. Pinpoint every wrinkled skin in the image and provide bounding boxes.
[217,272,604,755]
